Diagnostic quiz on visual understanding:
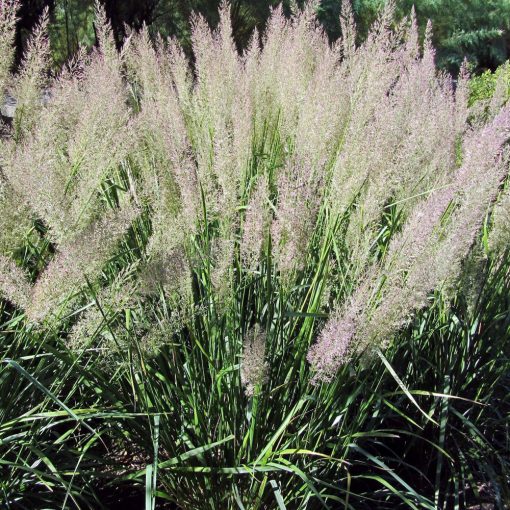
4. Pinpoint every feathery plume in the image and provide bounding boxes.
[191,4,243,218]
[366,107,510,343]
[94,0,117,65]
[3,30,131,243]
[340,0,356,61]
[455,59,470,134]
[139,247,191,300]
[307,298,360,382]
[309,106,510,380]
[68,274,138,351]
[1,129,69,241]
[404,6,419,61]
[11,8,50,137]
[0,254,31,309]
[271,157,324,275]
[0,0,18,94]
[27,205,138,322]
[127,27,199,239]
[210,237,235,299]
[241,175,270,269]
[0,176,33,254]
[65,54,131,235]
[241,325,268,396]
